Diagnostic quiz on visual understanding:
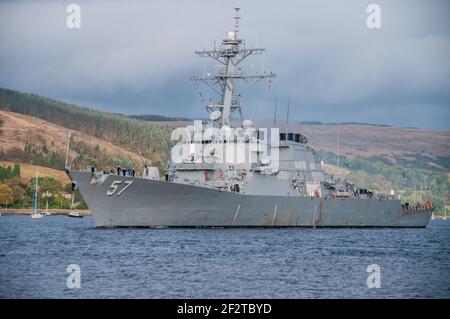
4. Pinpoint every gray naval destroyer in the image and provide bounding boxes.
[68,9,432,228]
